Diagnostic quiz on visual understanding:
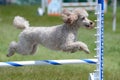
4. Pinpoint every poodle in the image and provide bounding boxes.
[7,8,94,57]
